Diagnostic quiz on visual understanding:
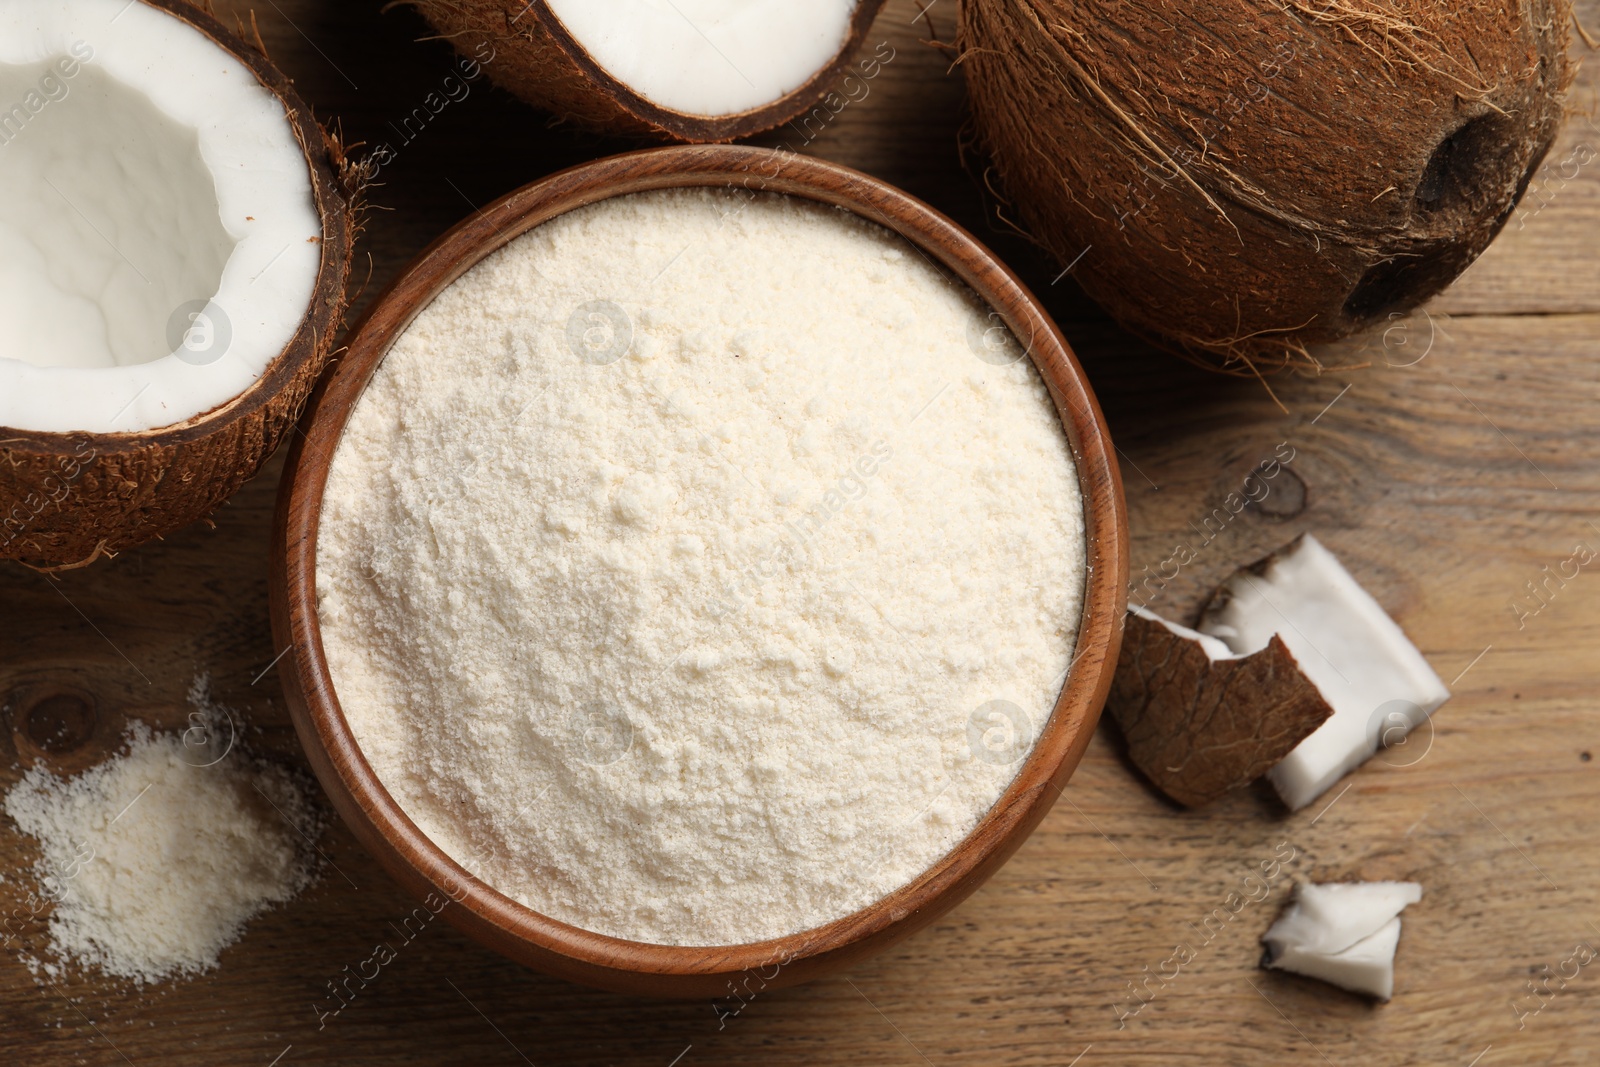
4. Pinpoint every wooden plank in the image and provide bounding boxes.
[2,1,1597,1065]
